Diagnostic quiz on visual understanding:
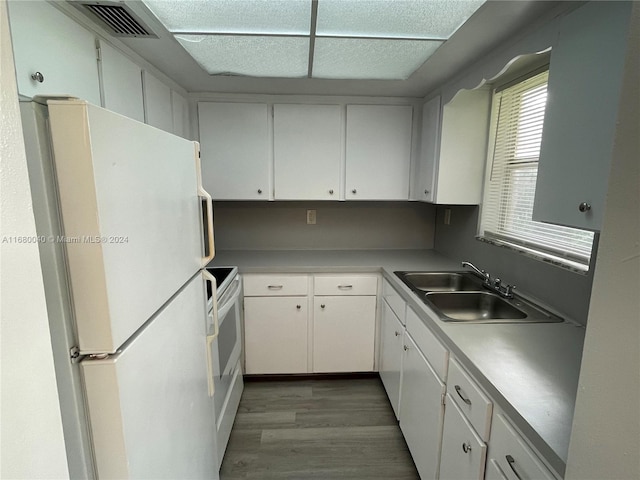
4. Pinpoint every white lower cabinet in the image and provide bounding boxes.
[313,296,376,372]
[488,414,556,480]
[244,296,308,374]
[379,300,405,418]
[440,394,488,480]
[243,273,377,374]
[243,274,309,374]
[399,333,446,479]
